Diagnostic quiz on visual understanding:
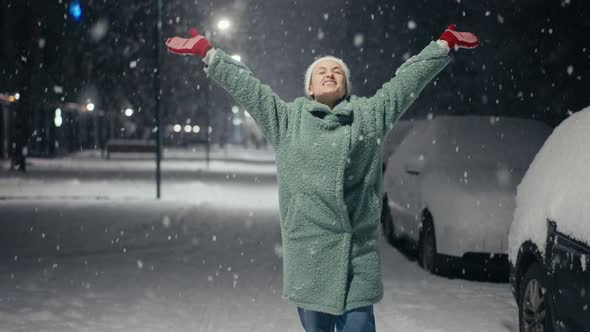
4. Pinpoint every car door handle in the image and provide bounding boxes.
[406,170,420,175]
